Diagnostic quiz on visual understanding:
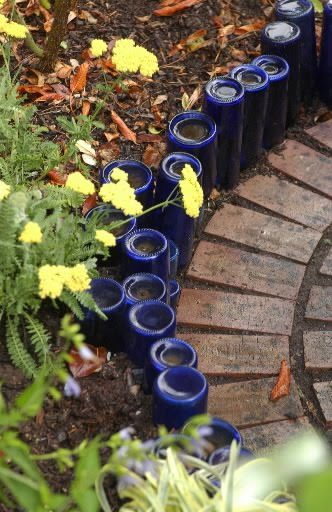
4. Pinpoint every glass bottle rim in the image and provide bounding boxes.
[229,64,269,92]
[205,76,245,105]
[129,299,175,335]
[100,159,153,192]
[124,228,168,259]
[252,55,289,82]
[275,0,313,19]
[123,272,167,303]
[168,111,216,148]
[261,21,301,44]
